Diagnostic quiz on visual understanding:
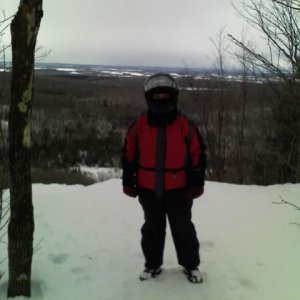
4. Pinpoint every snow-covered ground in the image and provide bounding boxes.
[0,180,300,300]
[80,166,122,182]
